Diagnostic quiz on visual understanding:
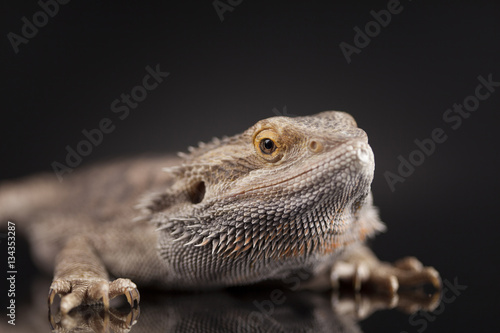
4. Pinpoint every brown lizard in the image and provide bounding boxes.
[0,111,440,315]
